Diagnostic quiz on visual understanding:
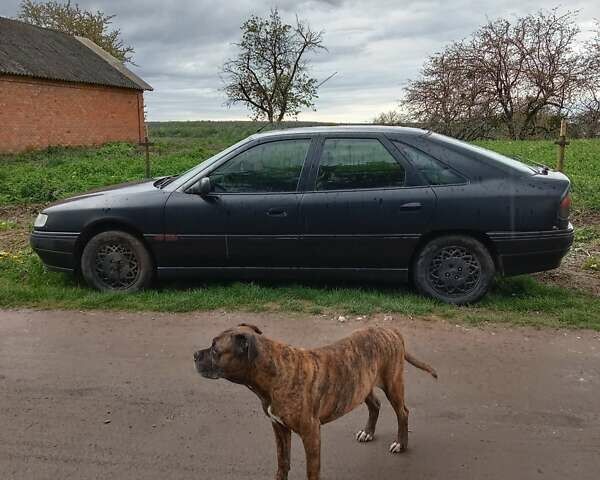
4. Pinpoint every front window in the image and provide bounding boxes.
[175,138,251,186]
[315,138,405,191]
[209,139,311,193]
